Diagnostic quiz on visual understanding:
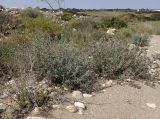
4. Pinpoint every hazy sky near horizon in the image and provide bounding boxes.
[0,0,159,9]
